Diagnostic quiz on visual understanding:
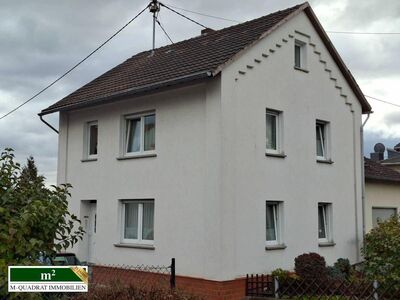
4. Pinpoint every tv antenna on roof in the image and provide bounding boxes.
[149,0,161,53]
